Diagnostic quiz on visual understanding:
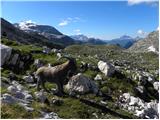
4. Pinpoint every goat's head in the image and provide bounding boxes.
[59,55,77,74]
